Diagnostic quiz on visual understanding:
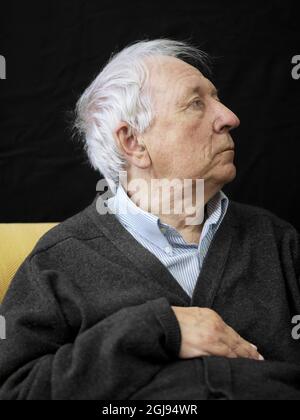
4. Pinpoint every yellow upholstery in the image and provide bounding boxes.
[0,224,58,303]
